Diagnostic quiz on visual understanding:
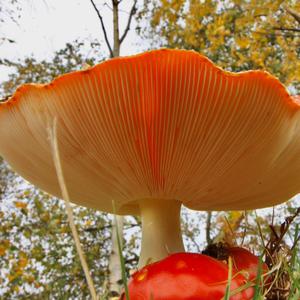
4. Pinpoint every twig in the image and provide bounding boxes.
[224,216,238,245]
[254,210,266,249]
[240,211,248,247]
[273,27,300,33]
[254,30,300,38]
[119,0,137,44]
[284,6,300,24]
[188,234,201,253]
[48,118,98,300]
[90,0,114,57]
[206,211,212,245]
[267,207,300,252]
